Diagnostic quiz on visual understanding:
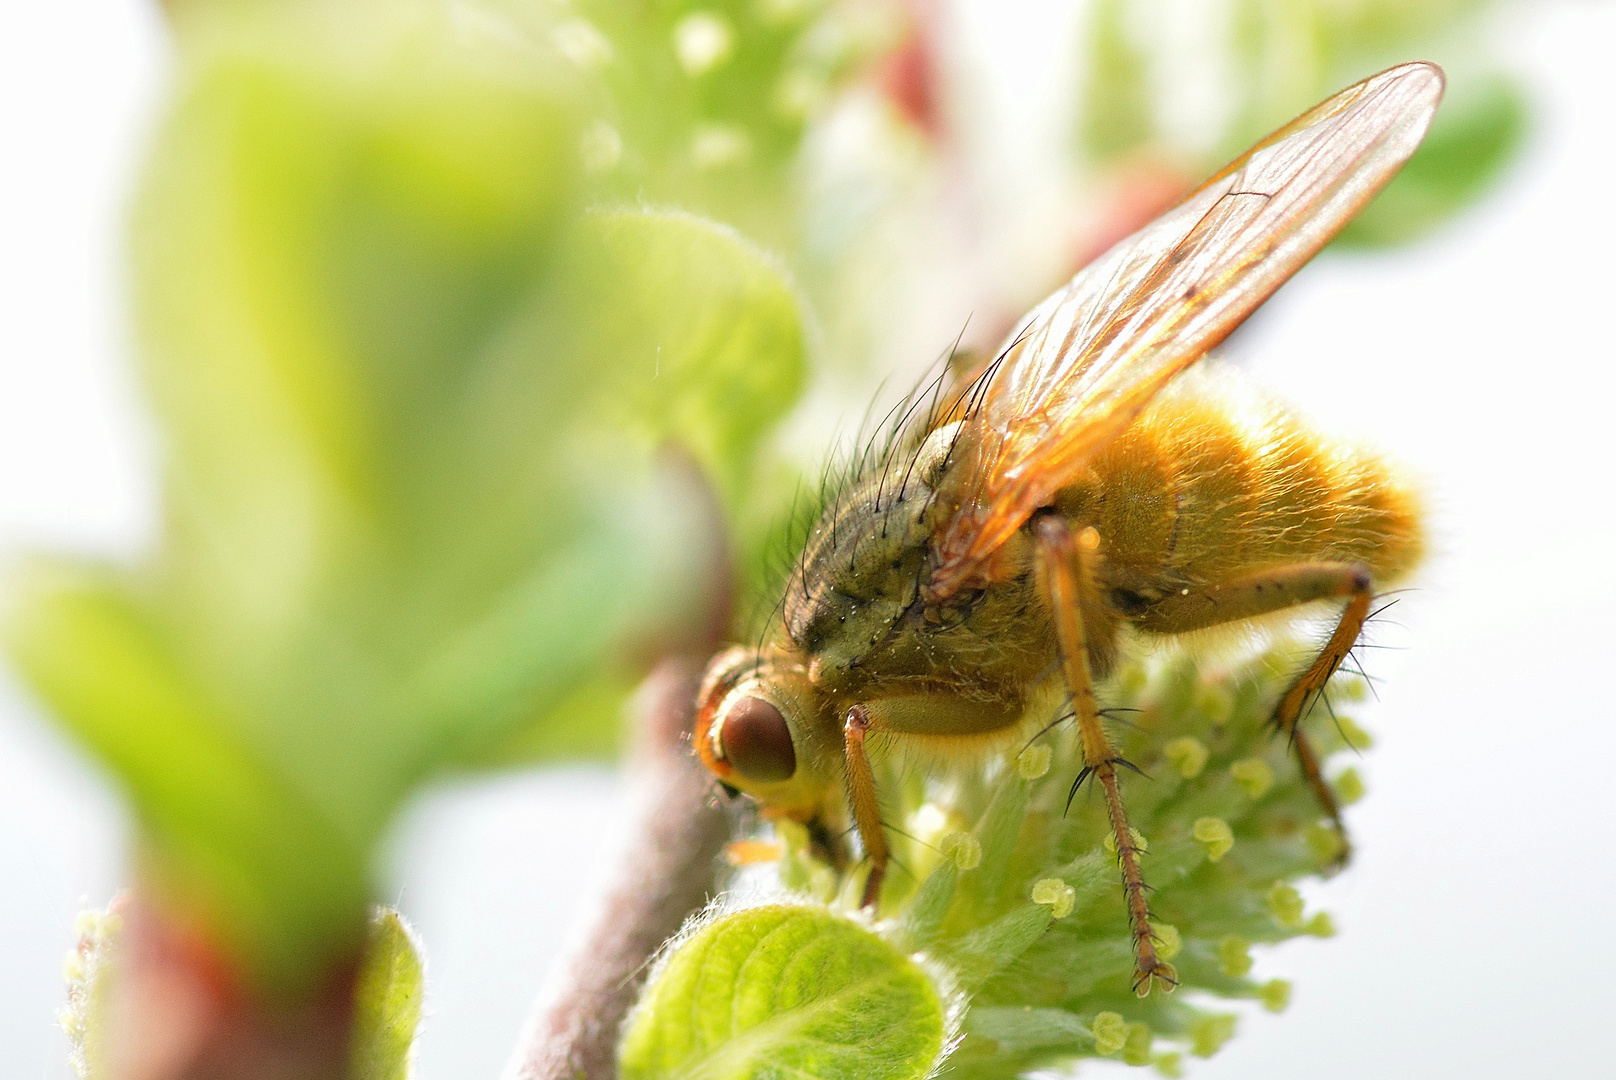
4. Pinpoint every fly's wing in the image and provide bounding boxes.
[929,62,1444,598]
